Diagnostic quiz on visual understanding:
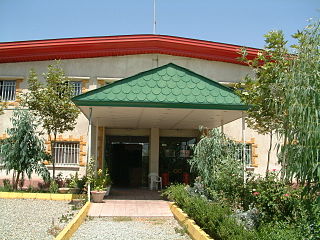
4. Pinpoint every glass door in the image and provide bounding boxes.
[159,137,196,184]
